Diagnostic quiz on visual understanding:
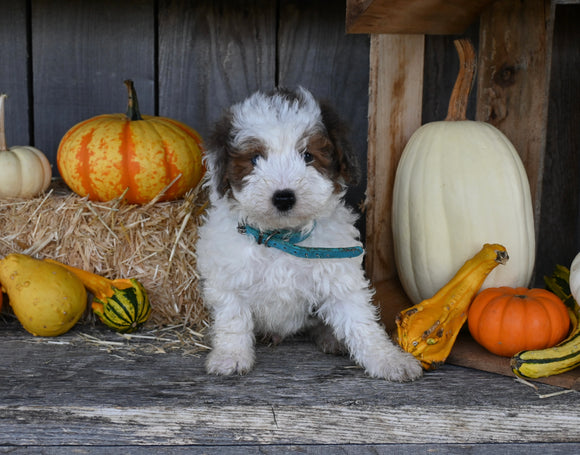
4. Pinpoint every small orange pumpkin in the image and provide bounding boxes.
[57,80,204,204]
[468,287,570,357]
